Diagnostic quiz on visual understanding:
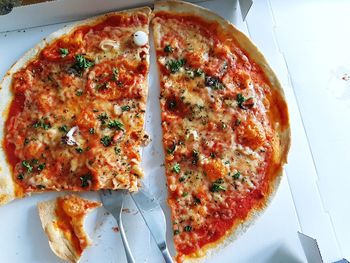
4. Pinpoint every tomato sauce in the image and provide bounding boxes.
[3,94,24,168]
[55,198,83,255]
[155,11,288,260]
[3,10,149,195]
